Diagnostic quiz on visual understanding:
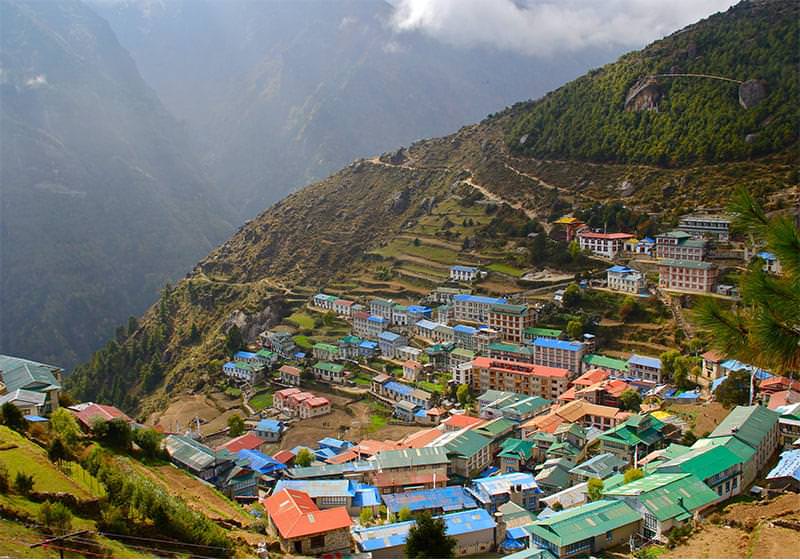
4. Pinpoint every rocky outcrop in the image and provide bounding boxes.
[625,77,662,111]
[739,79,767,108]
